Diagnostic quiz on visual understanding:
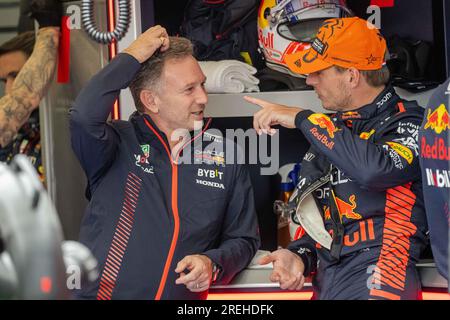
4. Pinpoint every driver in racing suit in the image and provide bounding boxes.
[245,17,428,300]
